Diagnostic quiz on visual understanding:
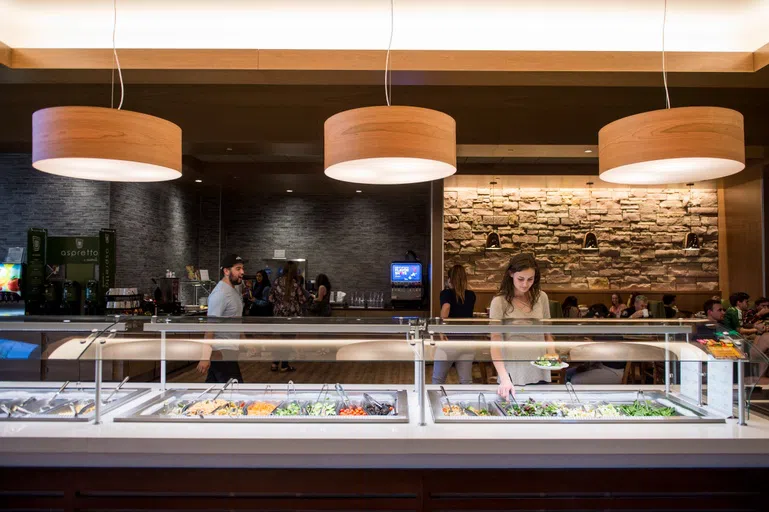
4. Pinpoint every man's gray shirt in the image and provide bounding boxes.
[207,280,243,350]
